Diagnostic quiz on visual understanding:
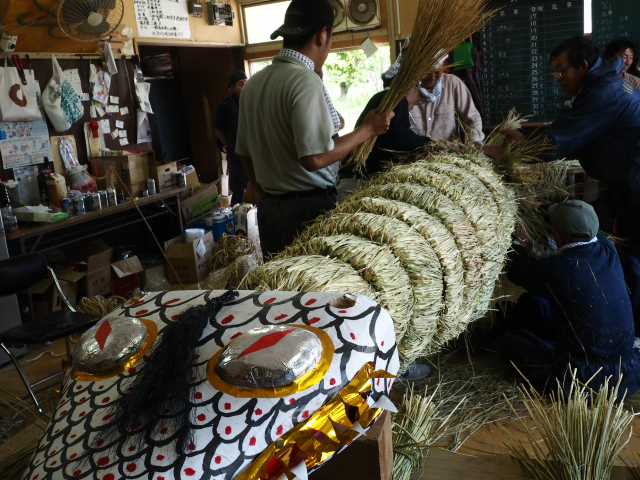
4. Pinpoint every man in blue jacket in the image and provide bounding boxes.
[500,200,640,398]
[506,36,640,333]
